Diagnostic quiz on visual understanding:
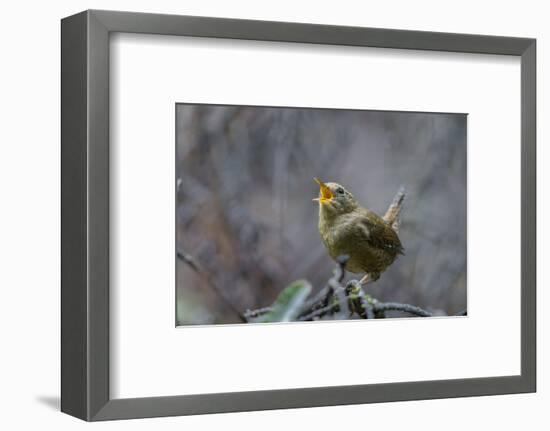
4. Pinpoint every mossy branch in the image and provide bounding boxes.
[245,256,467,323]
